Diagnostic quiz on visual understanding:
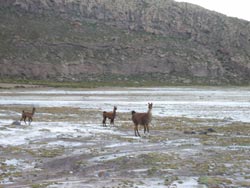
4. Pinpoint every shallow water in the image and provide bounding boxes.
[171,177,206,188]
[1,87,249,187]
[1,87,250,121]
[1,87,250,148]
